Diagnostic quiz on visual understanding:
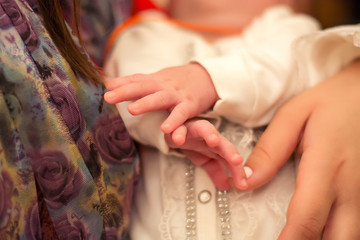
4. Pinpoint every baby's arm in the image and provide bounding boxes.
[105,8,322,132]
